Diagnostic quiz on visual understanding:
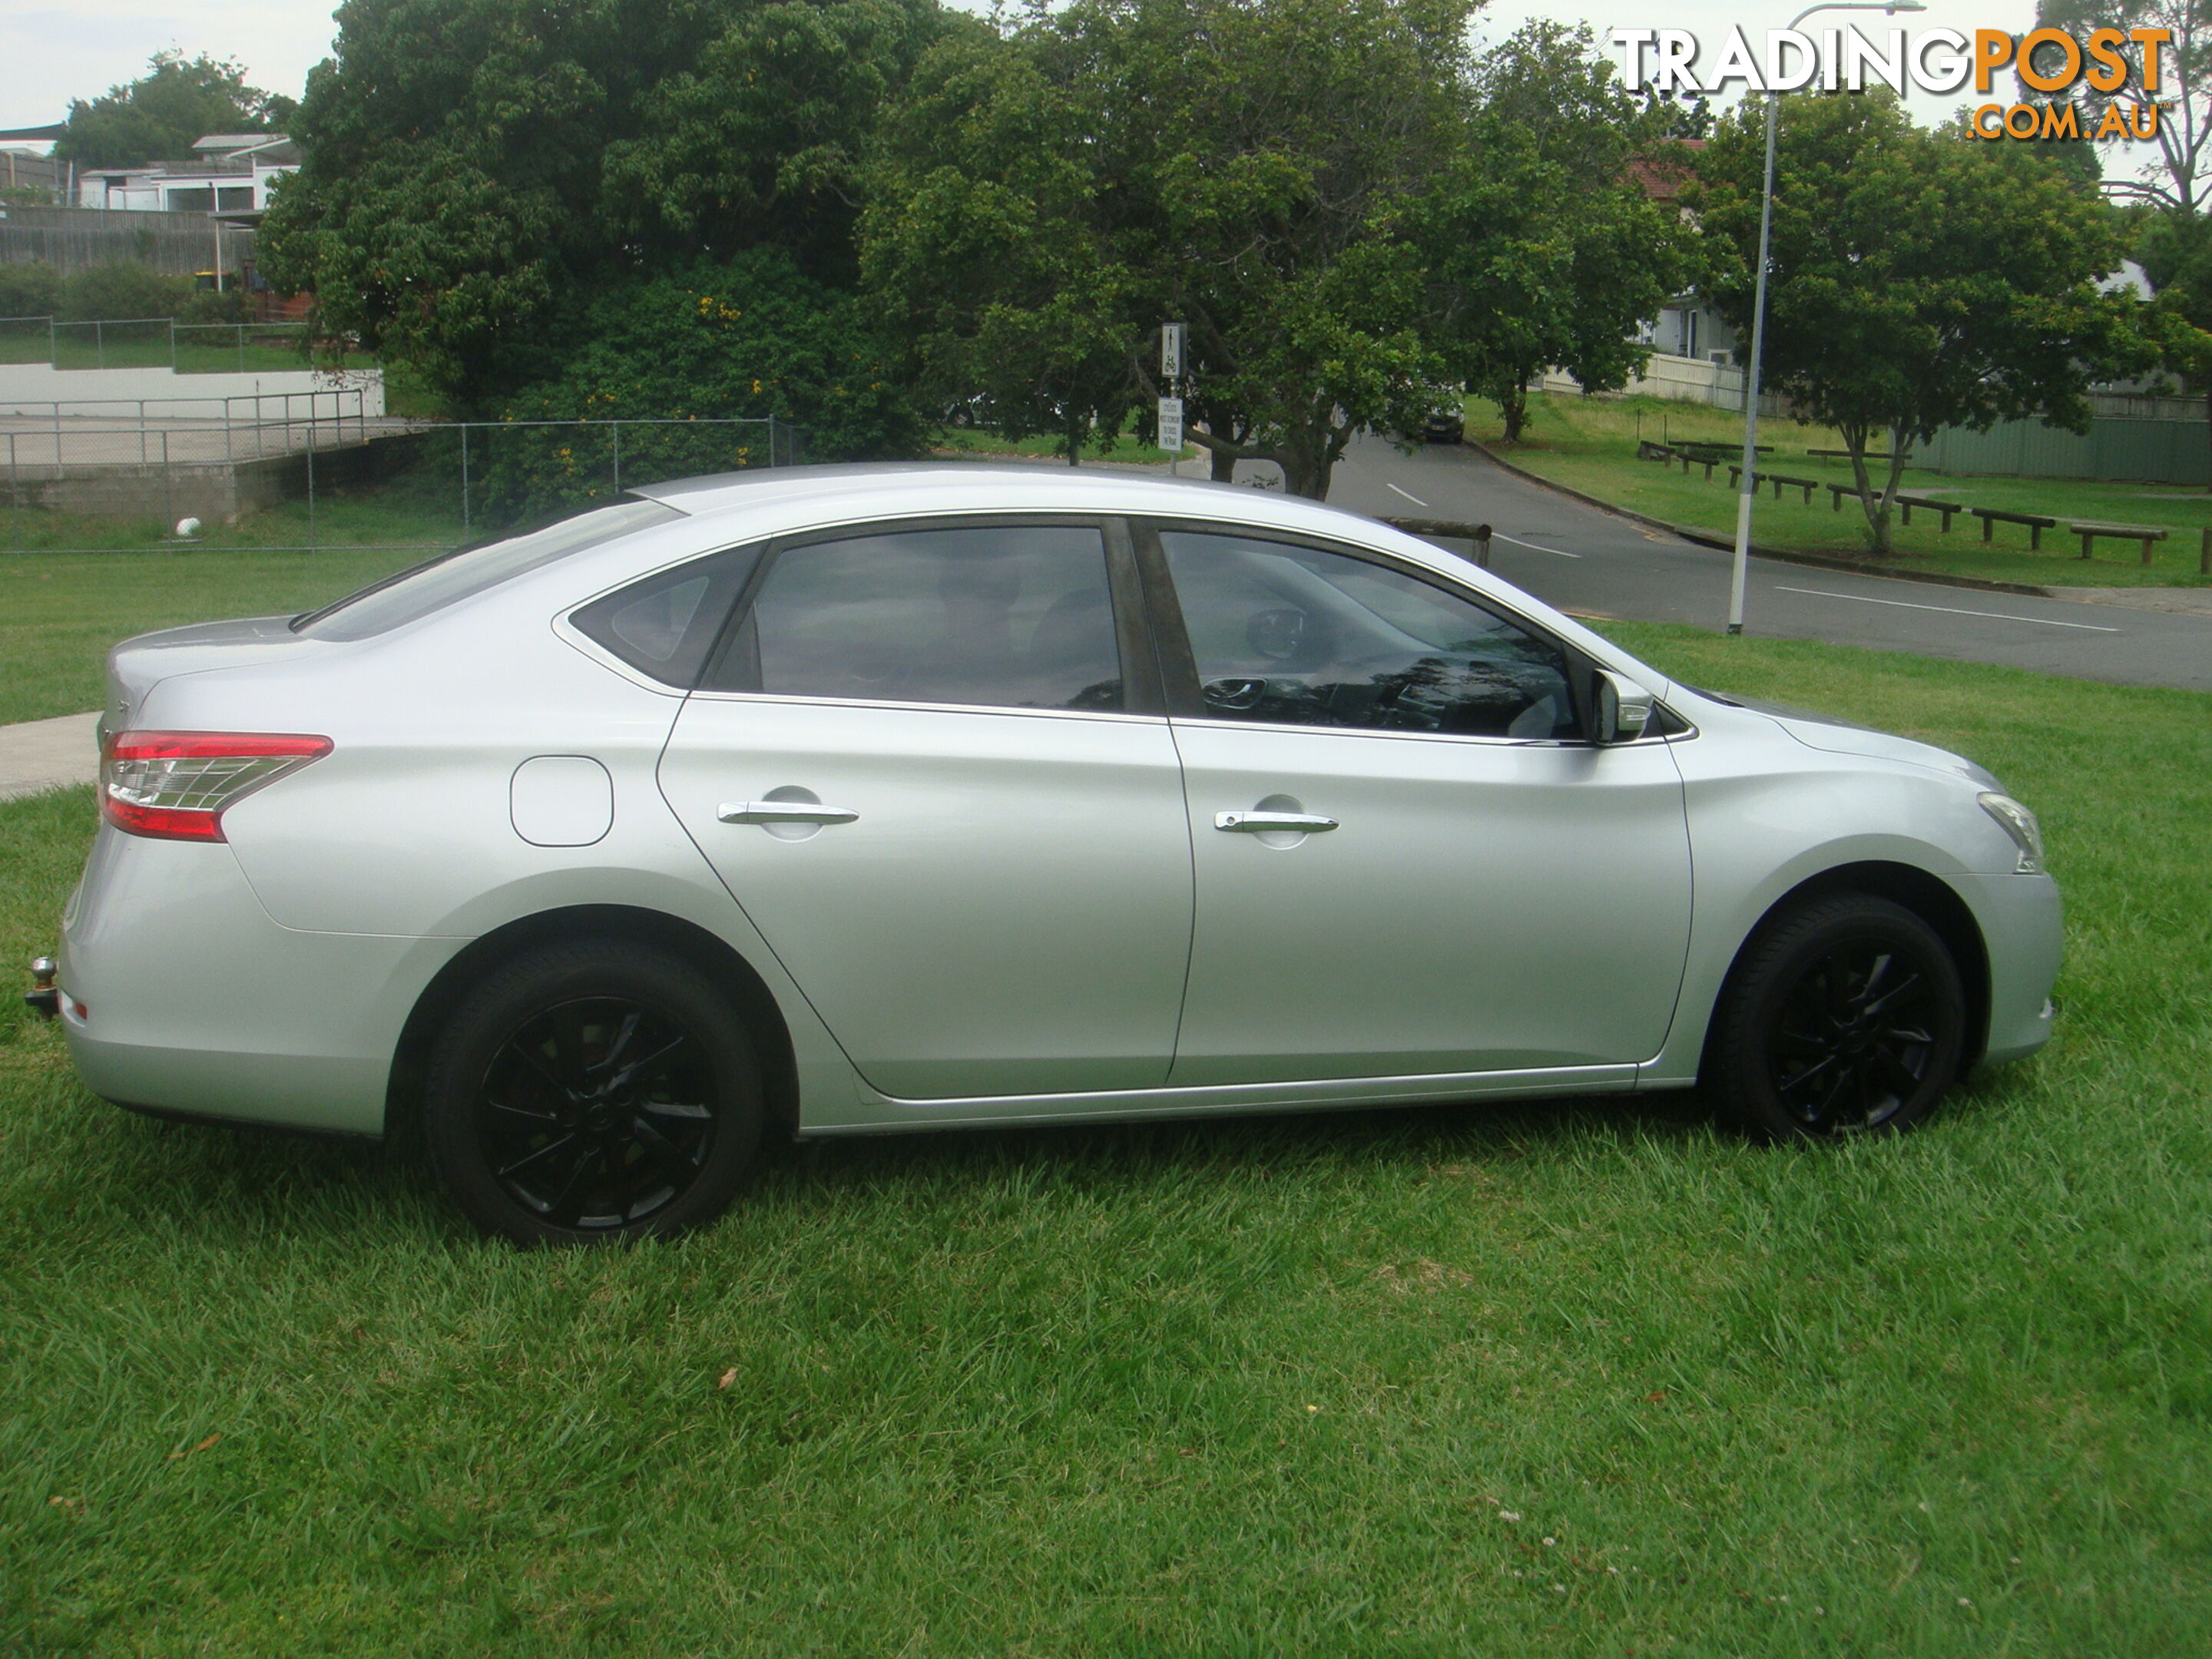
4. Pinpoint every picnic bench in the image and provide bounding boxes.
[1806,448,1897,462]
[1972,506,2059,550]
[2071,520,2170,564]
[1729,466,1820,502]
[1821,485,1964,530]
